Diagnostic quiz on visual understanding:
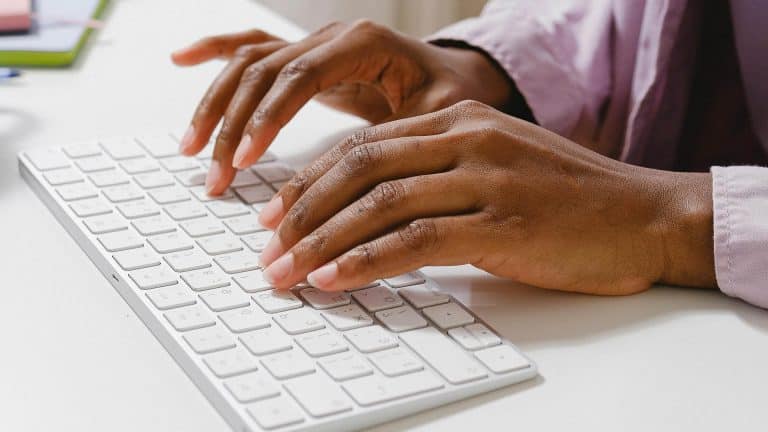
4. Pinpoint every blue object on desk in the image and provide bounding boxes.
[0,67,21,80]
